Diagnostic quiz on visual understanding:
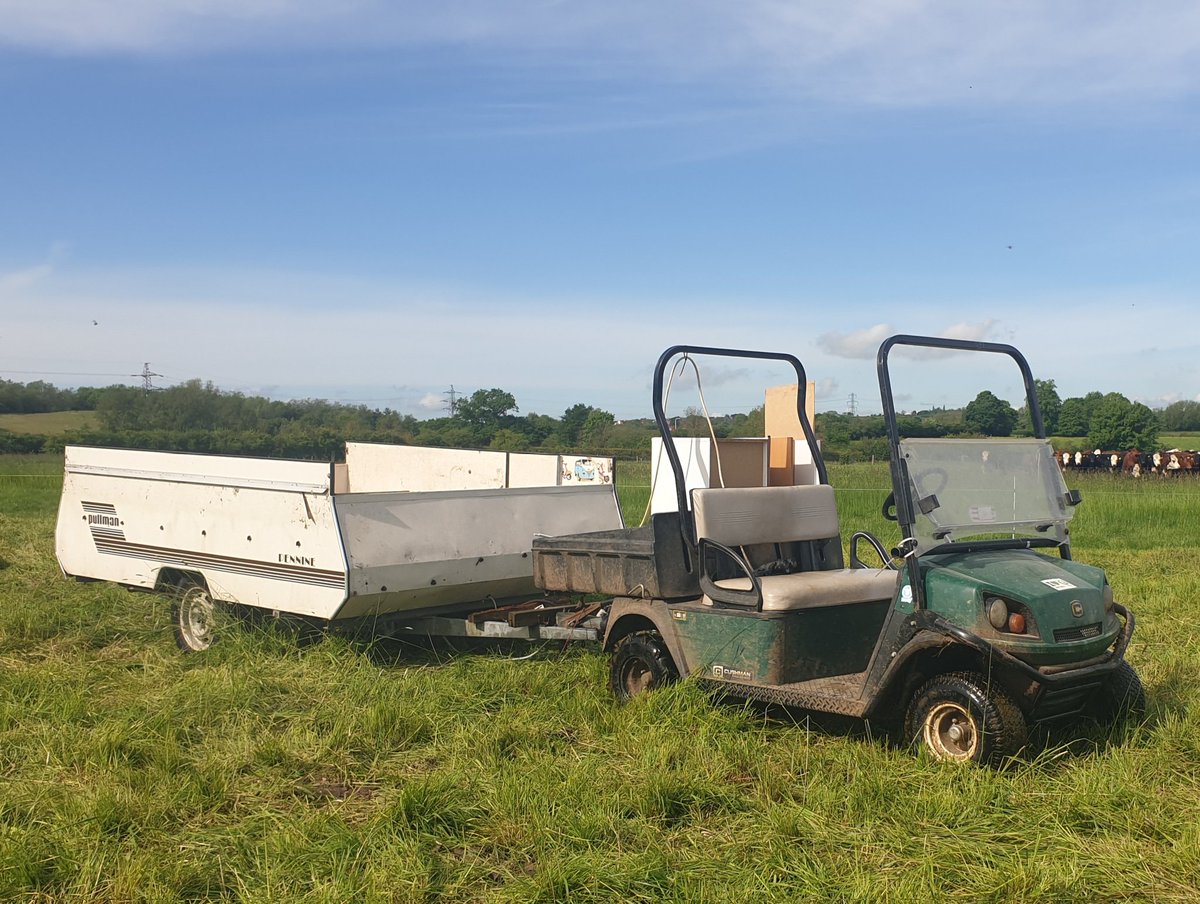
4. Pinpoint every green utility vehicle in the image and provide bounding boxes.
[532,338,1143,765]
